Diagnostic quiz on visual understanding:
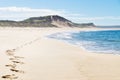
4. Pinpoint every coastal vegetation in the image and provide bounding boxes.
[0,15,95,27]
